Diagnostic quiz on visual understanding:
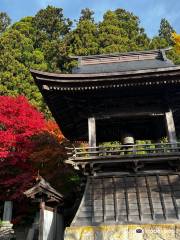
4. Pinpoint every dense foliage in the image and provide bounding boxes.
[0,6,179,115]
[0,96,45,200]
[172,33,180,54]
[30,126,78,194]
[0,96,76,201]
[98,9,150,53]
